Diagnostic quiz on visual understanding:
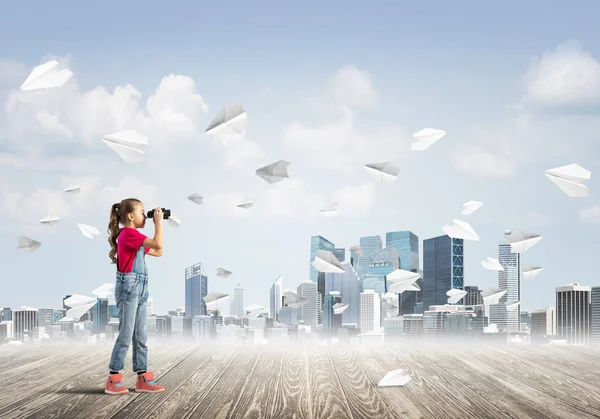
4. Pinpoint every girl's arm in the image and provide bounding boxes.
[143,207,163,254]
